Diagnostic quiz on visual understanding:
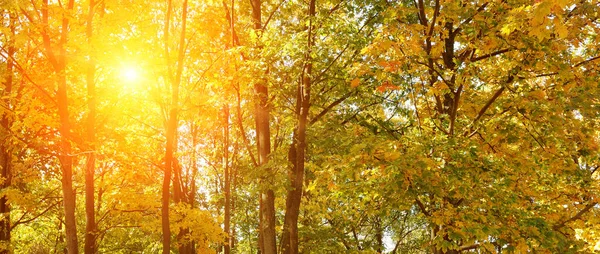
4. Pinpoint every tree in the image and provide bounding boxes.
[358,0,600,252]
[0,8,16,253]
[38,0,79,252]
[249,0,277,253]
[84,0,99,252]
[1,0,599,252]
[280,0,315,253]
